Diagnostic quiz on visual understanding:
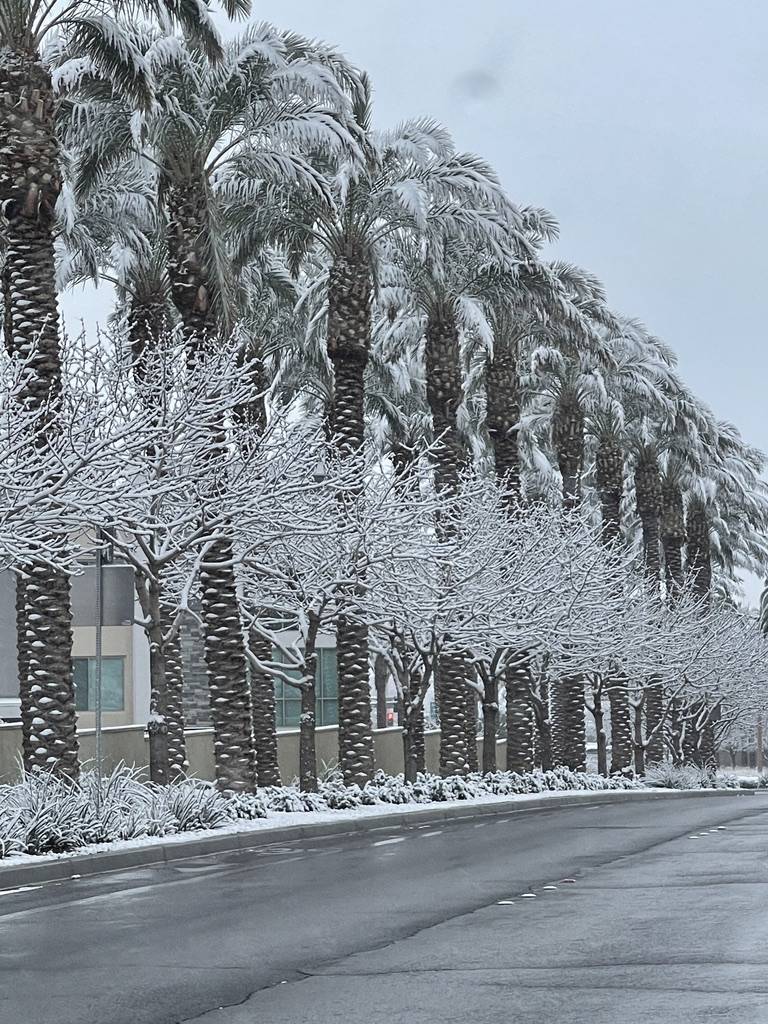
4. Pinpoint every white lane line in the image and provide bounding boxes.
[0,885,42,896]
[372,837,405,847]
[419,830,443,838]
